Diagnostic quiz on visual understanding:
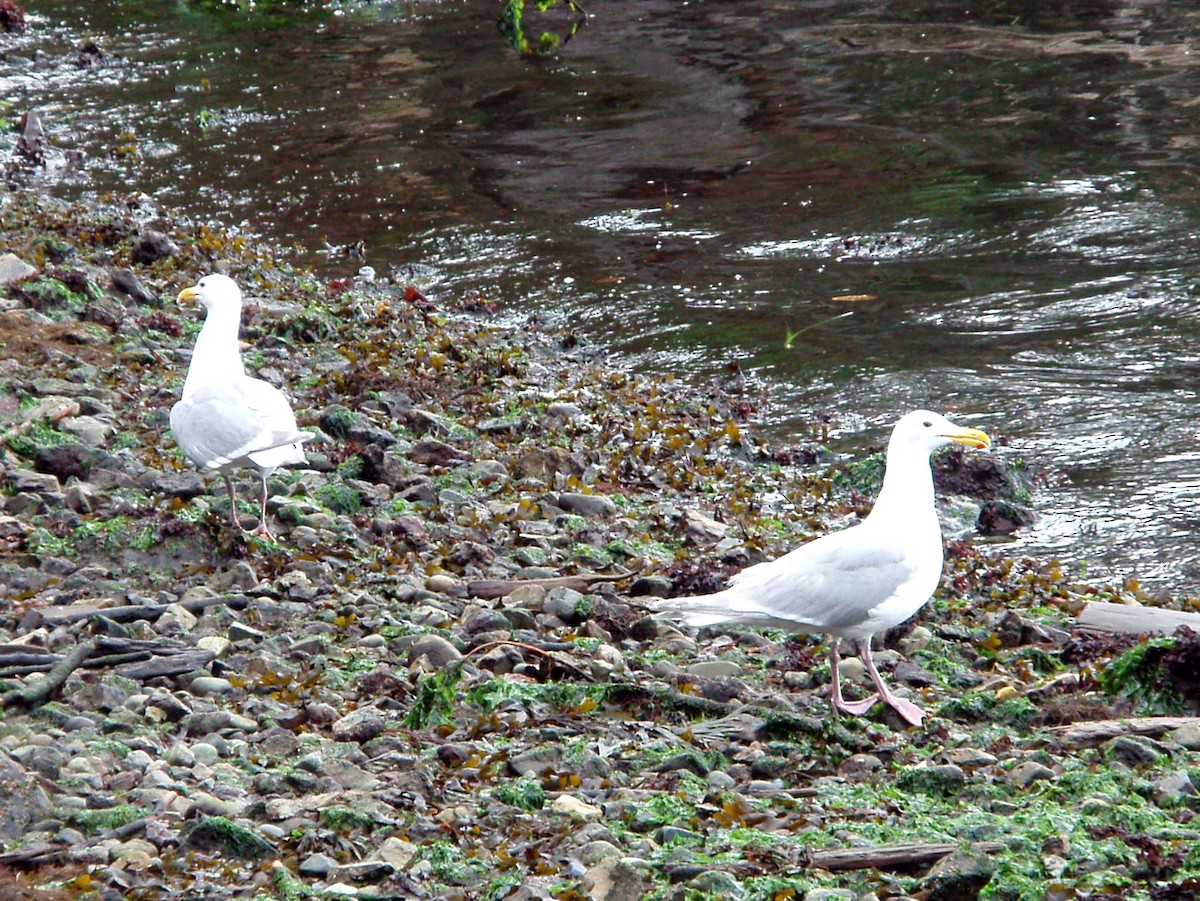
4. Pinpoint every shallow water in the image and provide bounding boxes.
[6,0,1200,590]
